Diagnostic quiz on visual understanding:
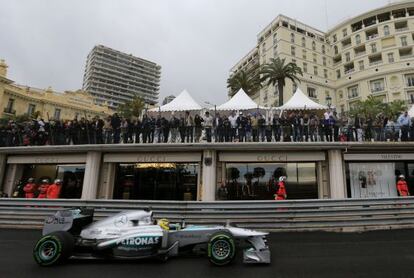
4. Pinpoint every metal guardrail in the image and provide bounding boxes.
[1,197,414,232]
